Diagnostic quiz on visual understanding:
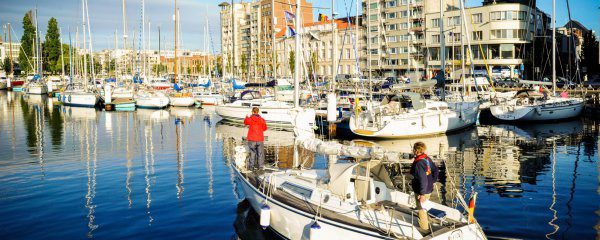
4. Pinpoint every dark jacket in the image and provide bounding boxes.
[410,154,439,195]
[244,114,267,142]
